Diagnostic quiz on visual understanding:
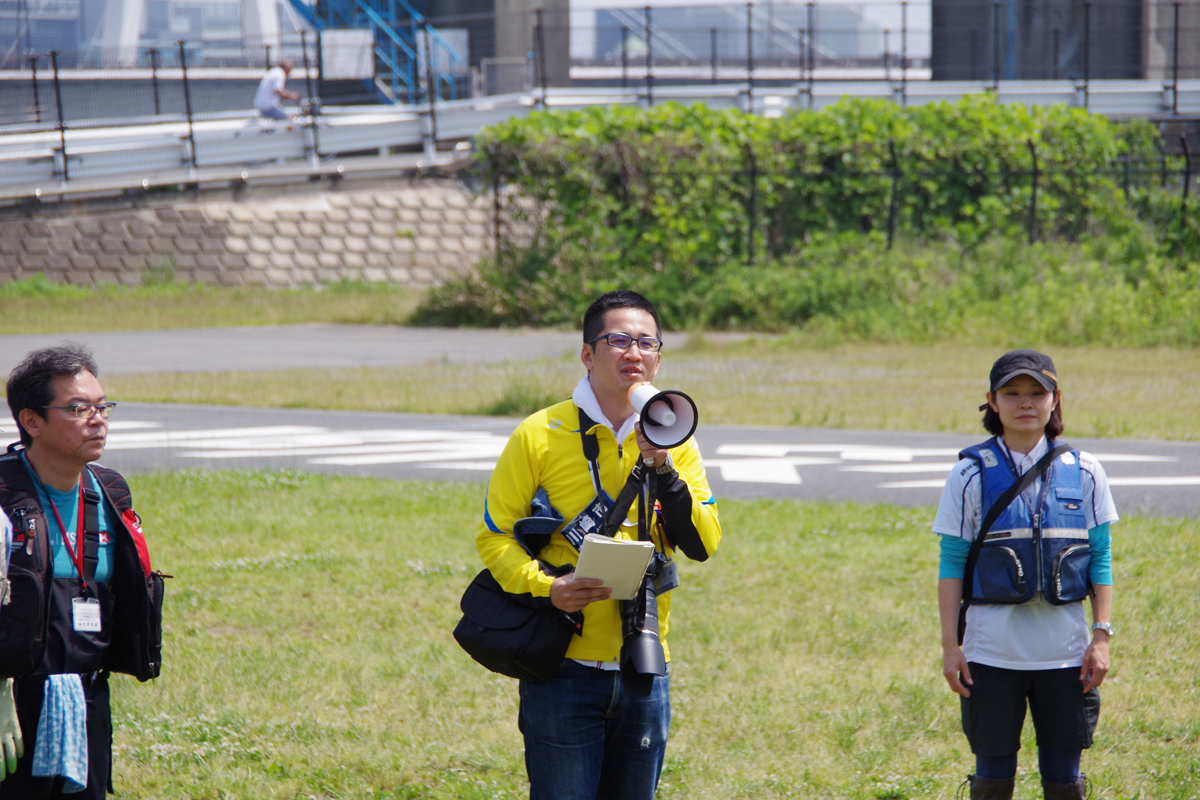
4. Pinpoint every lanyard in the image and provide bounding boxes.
[45,482,87,585]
